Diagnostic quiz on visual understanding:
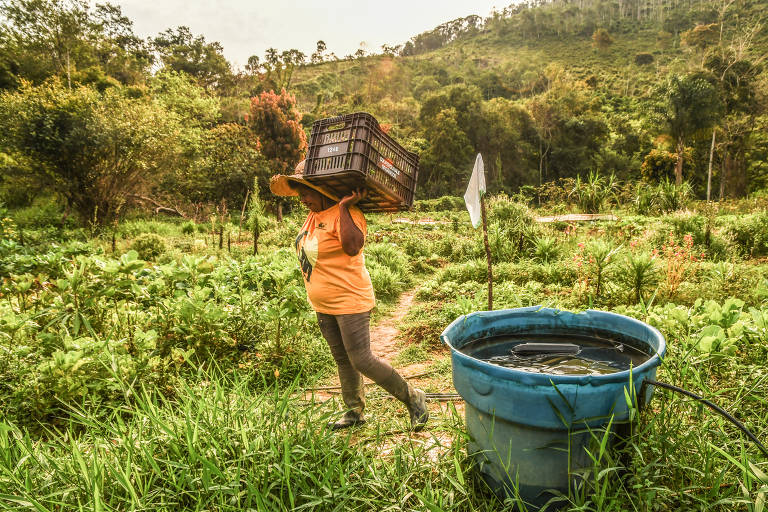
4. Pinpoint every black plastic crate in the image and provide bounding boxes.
[304,112,419,212]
